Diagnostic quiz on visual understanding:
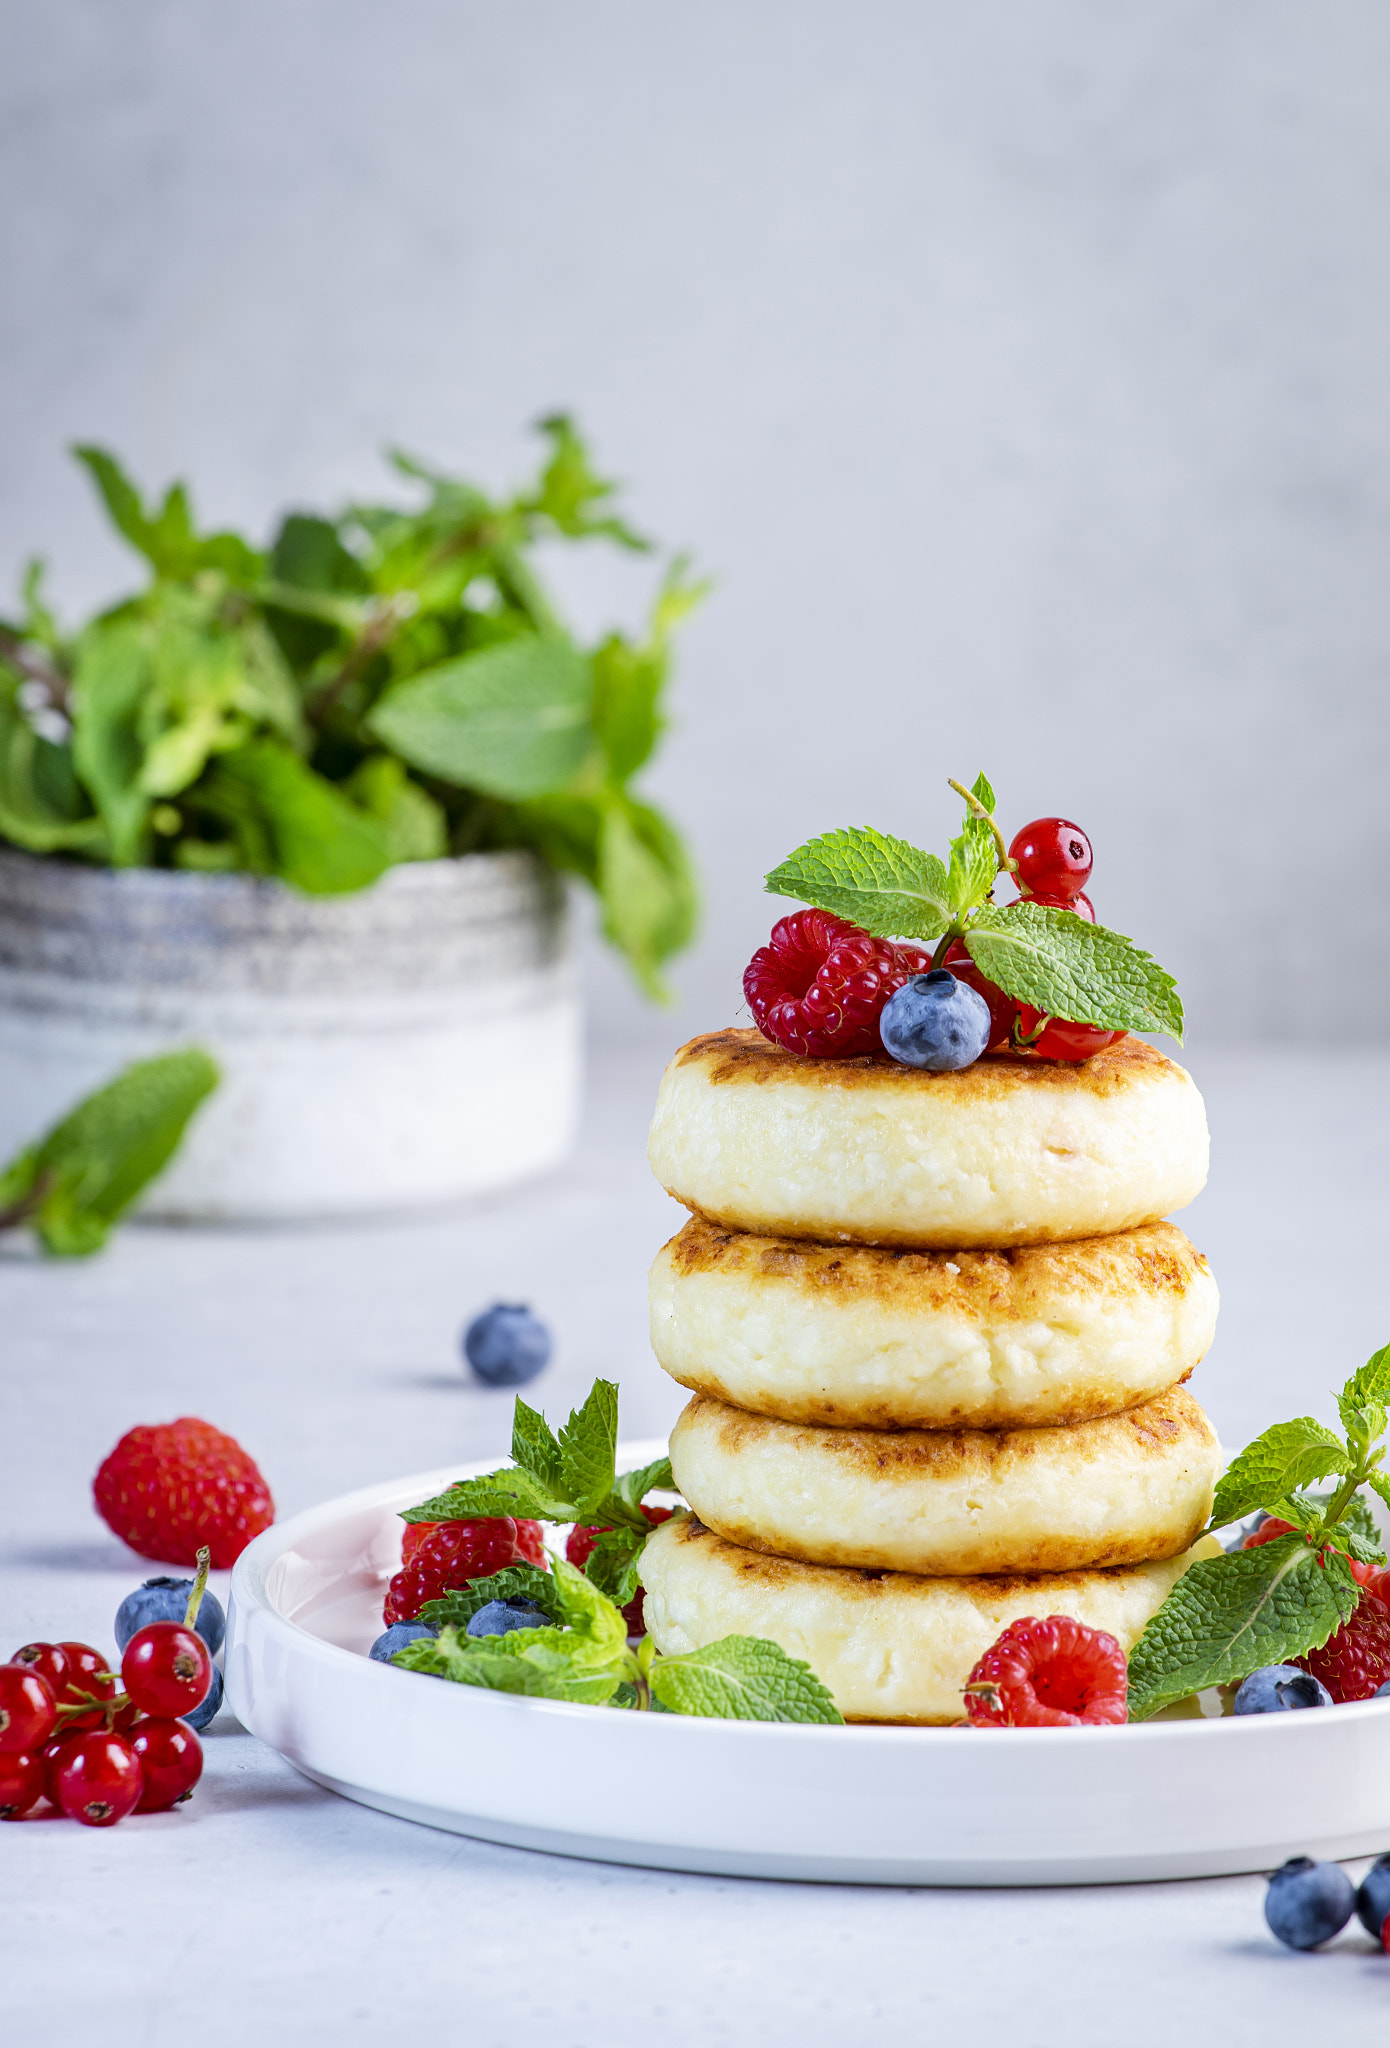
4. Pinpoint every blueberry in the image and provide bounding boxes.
[1233,1665,1334,1714]
[1264,1856,1355,1950]
[463,1303,551,1387]
[184,1662,224,1732]
[466,1599,544,1638]
[115,1576,226,1657]
[1375,1680,1390,1699]
[880,971,991,1073]
[369,1622,437,1663]
[1356,1853,1390,1942]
